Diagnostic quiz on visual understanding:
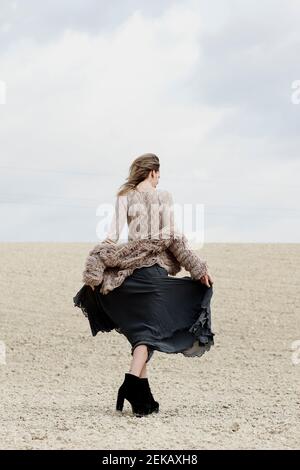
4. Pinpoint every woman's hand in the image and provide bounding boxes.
[200,273,214,287]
